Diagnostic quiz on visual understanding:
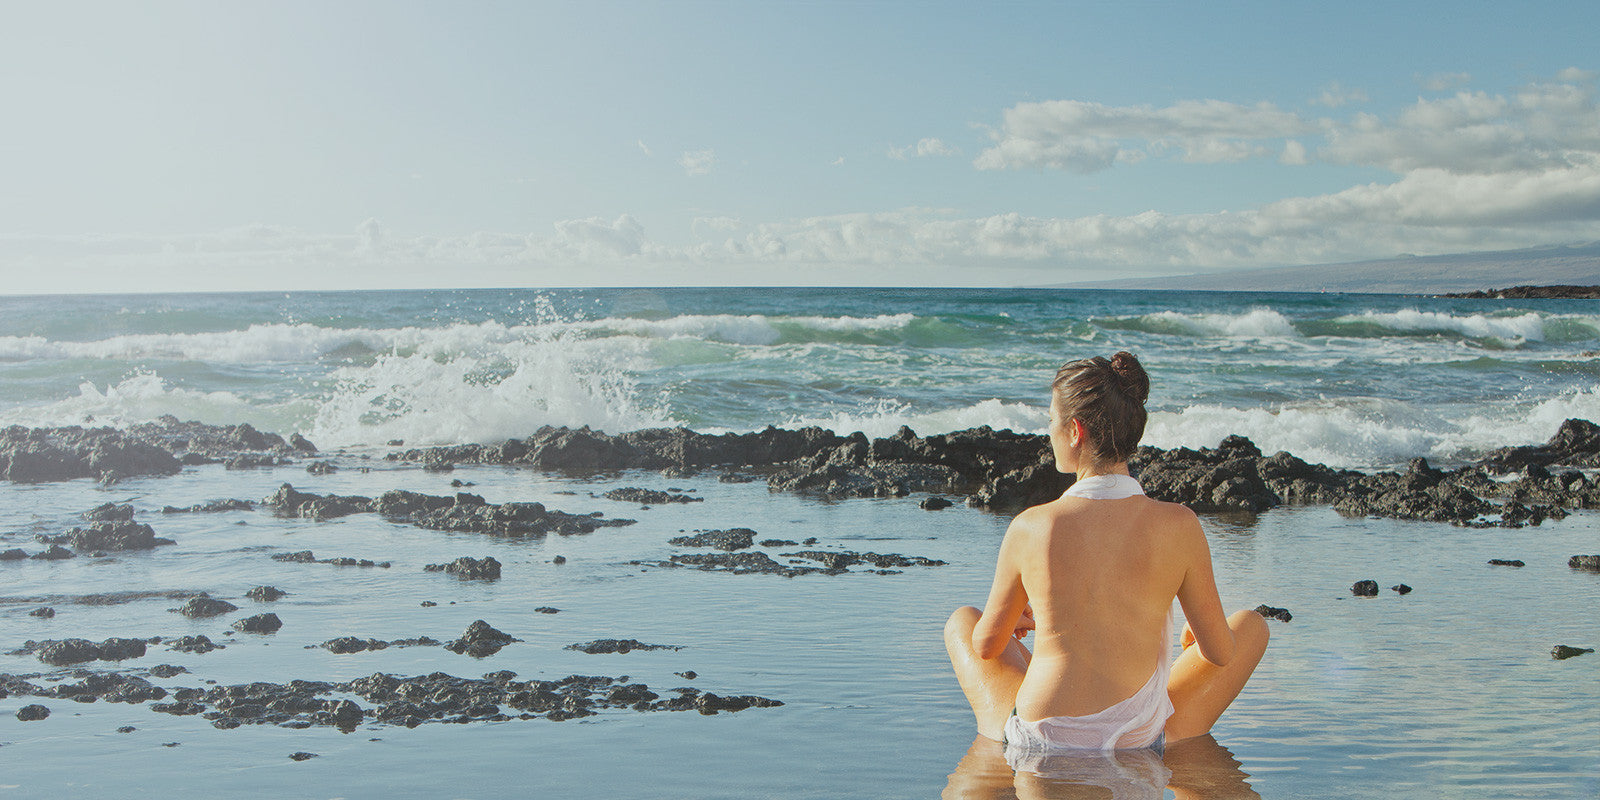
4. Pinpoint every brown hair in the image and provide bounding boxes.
[1051,351,1150,467]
